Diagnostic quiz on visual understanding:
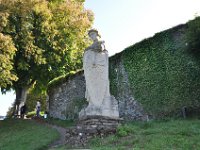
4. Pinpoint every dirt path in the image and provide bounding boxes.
[31,118,67,149]
[47,124,67,148]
